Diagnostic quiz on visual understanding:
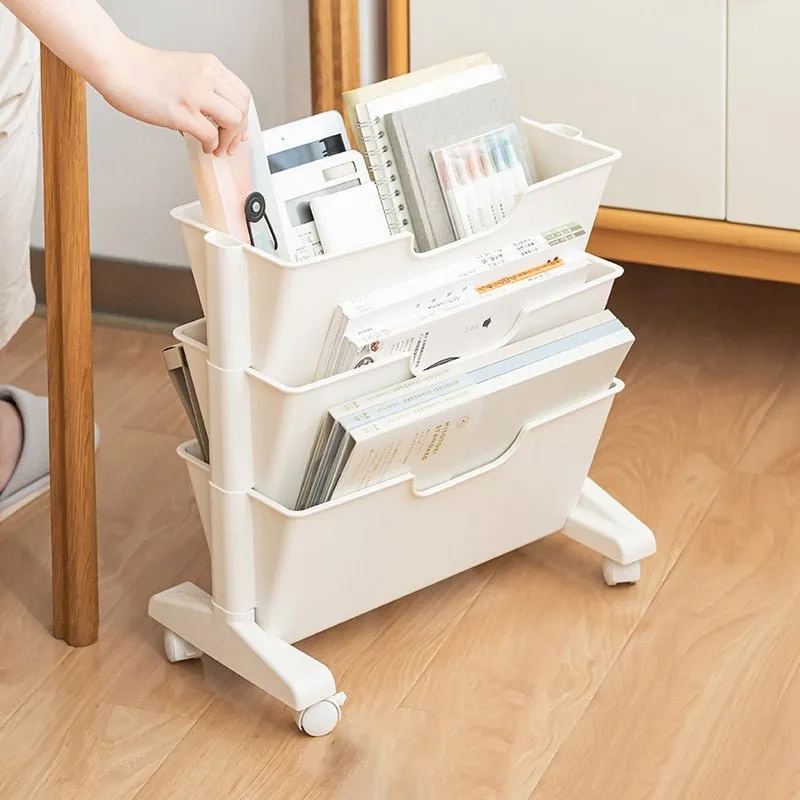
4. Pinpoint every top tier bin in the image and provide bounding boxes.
[171,119,620,387]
